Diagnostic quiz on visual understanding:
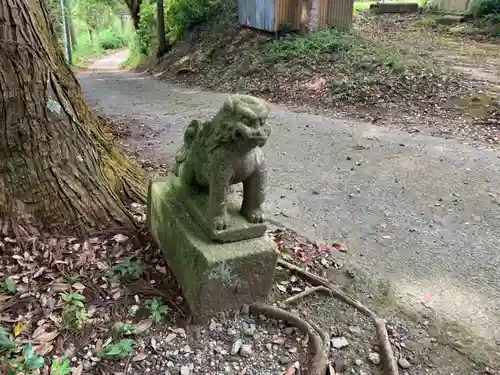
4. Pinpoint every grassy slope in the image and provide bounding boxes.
[147,4,470,119]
